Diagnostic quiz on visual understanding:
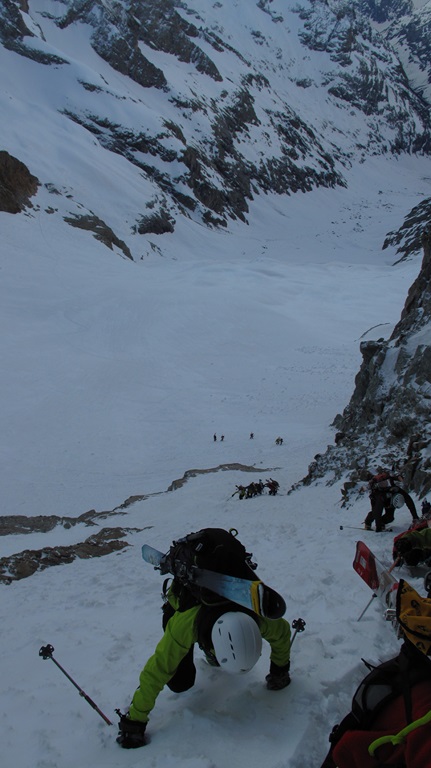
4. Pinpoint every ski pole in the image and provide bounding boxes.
[290,617,306,648]
[339,525,393,532]
[357,593,377,621]
[39,644,113,725]
[340,525,368,531]
[389,558,401,574]
[357,558,401,621]
[340,525,392,533]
